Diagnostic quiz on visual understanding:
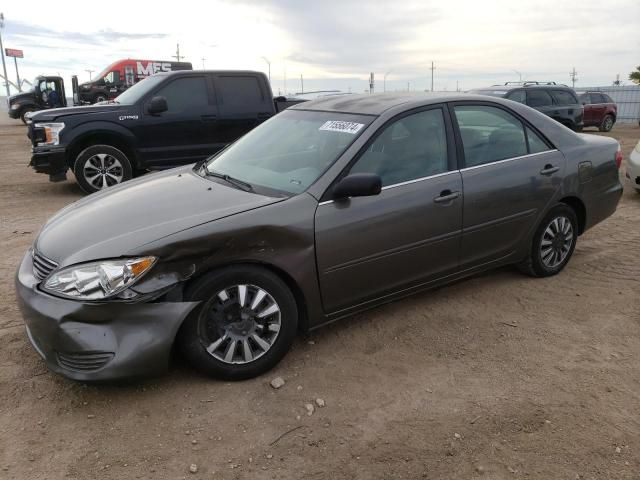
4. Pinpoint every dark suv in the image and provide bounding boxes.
[577,91,617,132]
[470,82,584,131]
